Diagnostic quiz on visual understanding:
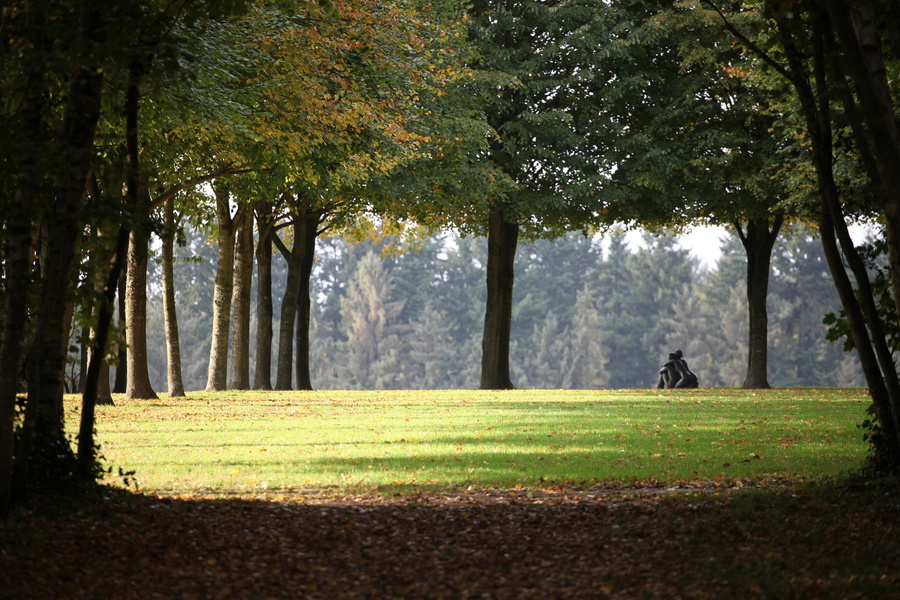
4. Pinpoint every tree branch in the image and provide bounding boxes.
[149,163,253,210]
[701,1,794,83]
